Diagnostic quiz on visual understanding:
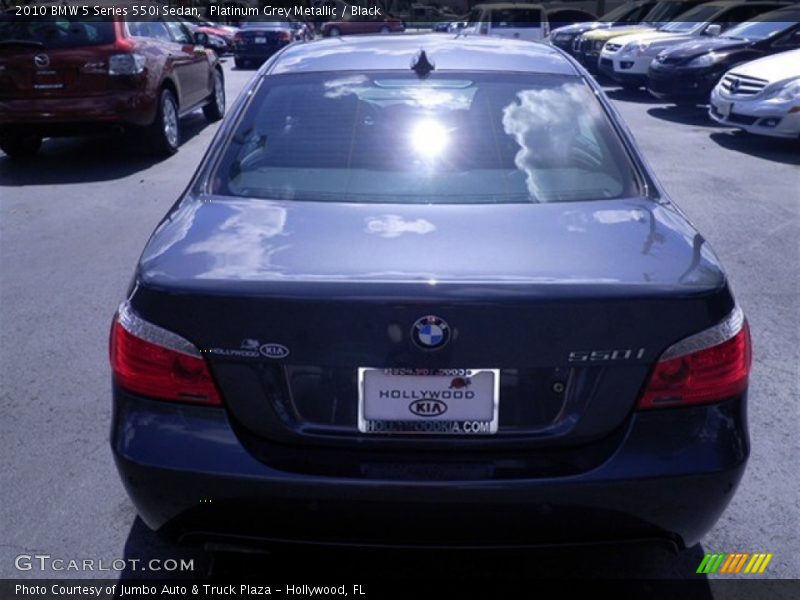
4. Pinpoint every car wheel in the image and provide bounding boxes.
[328,27,341,37]
[203,70,225,123]
[379,26,391,34]
[147,88,180,156]
[0,134,42,159]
